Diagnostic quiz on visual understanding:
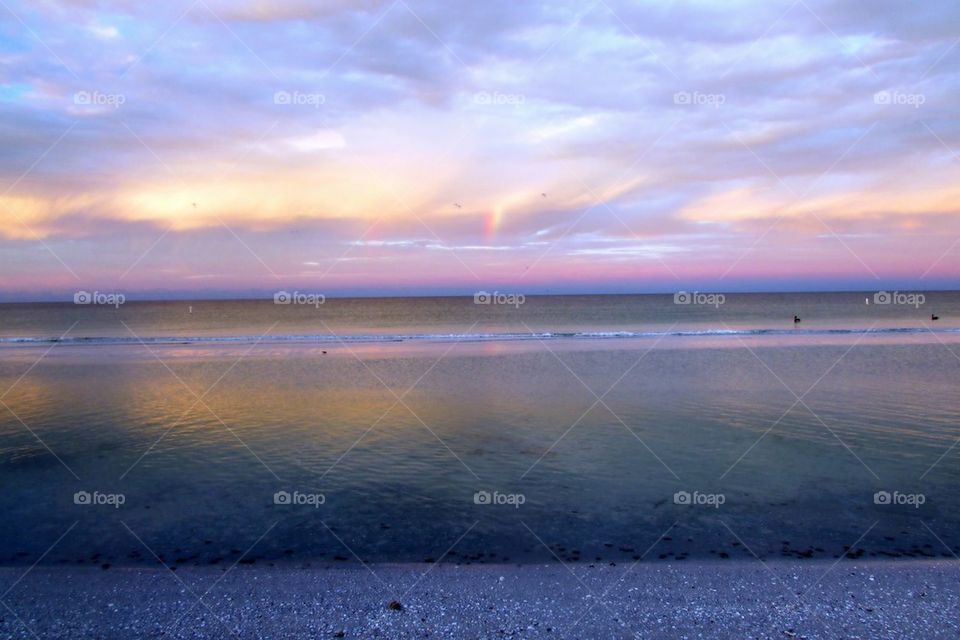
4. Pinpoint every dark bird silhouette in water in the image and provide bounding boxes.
[453,202,462,209]
[931,313,939,321]
[793,315,801,324]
